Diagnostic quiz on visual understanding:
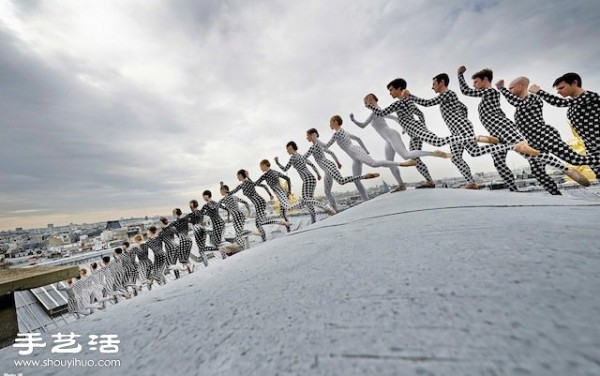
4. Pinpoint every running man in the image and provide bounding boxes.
[168,208,194,274]
[219,183,252,254]
[529,72,600,178]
